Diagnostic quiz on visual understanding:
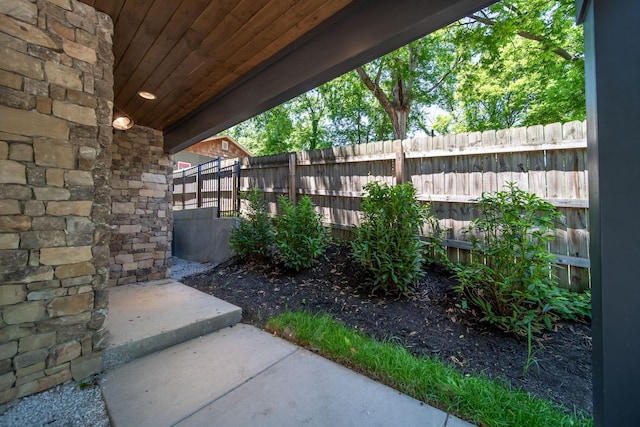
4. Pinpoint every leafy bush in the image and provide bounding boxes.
[454,182,591,336]
[352,181,431,293]
[274,195,329,271]
[229,188,274,259]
